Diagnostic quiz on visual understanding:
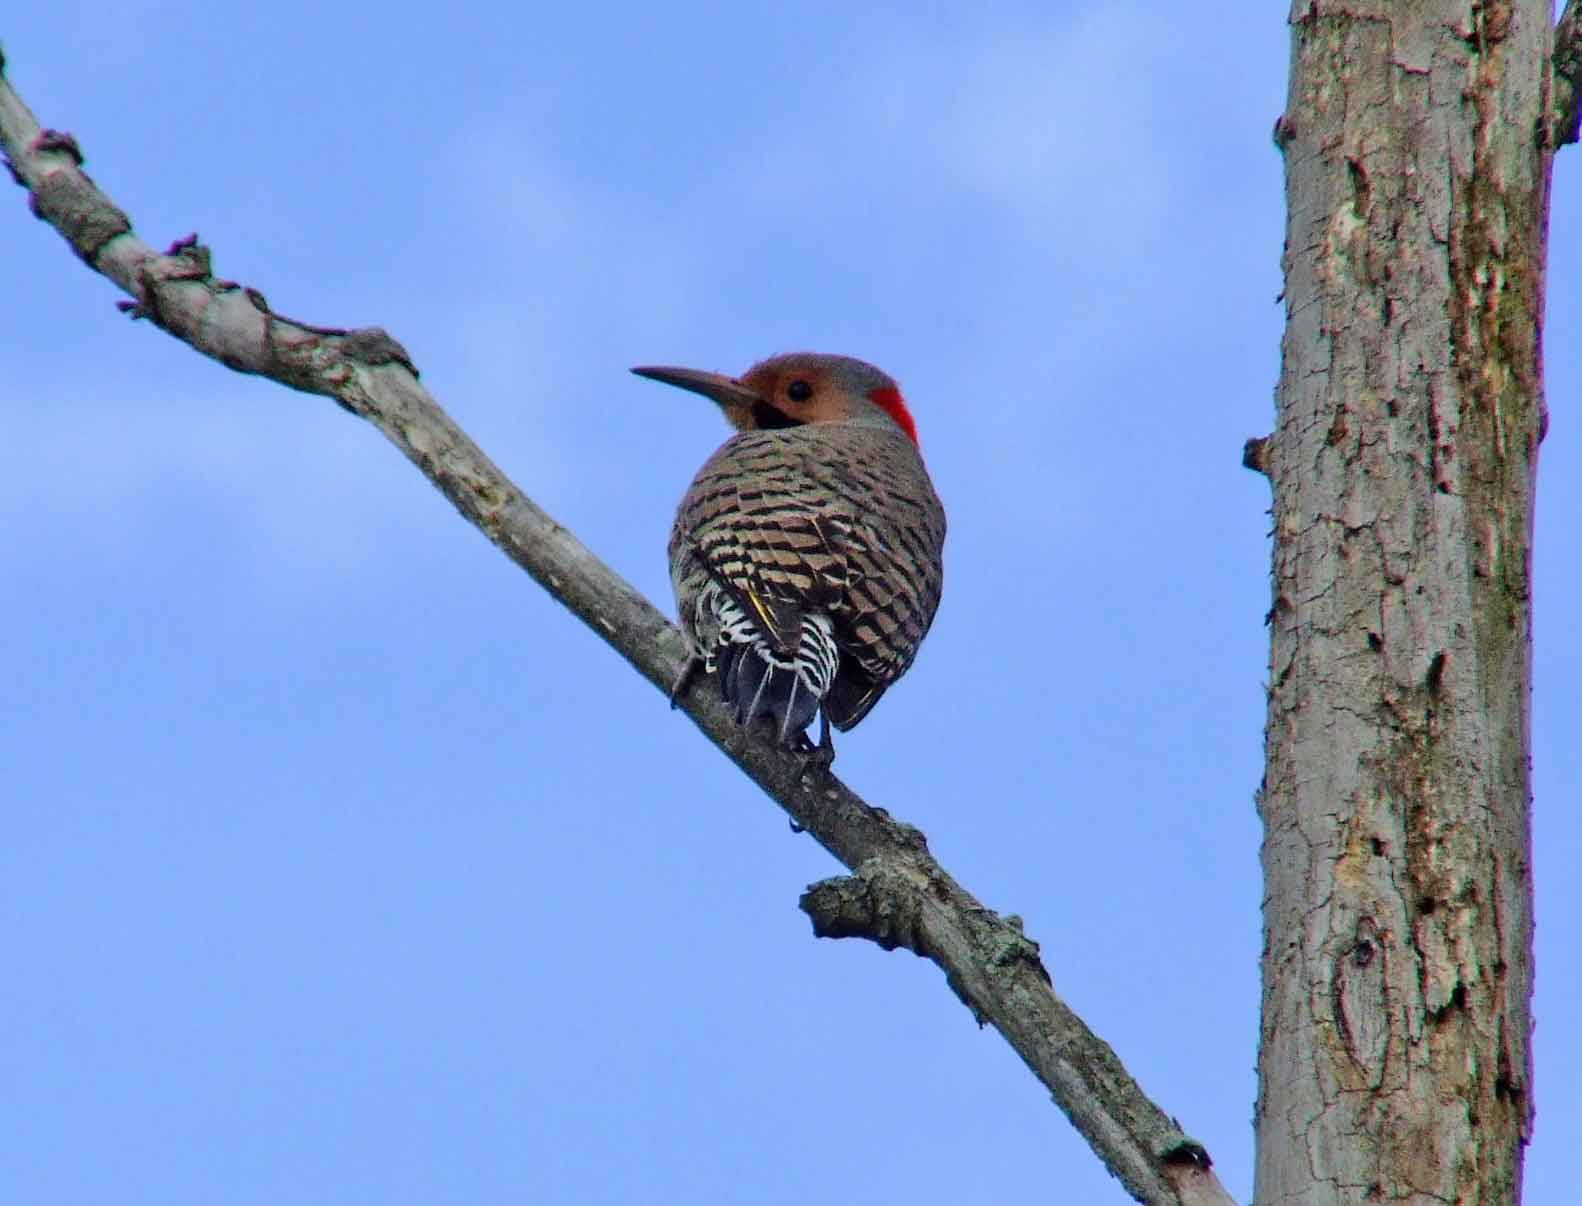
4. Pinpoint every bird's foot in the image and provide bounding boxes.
[668,654,702,709]
[793,711,836,782]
